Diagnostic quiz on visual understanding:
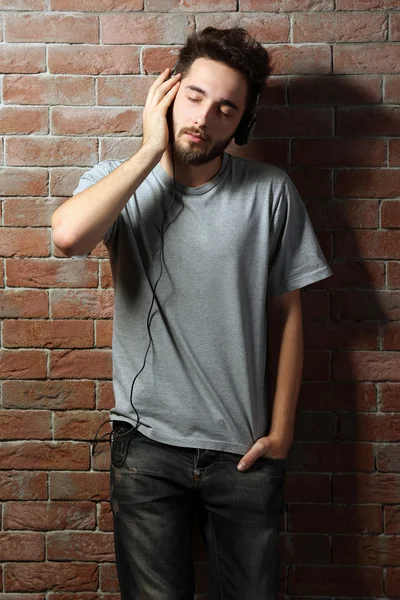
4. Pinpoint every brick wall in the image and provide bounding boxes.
[1,0,399,598]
